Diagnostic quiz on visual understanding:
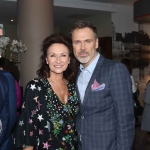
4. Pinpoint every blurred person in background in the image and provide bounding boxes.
[0,70,17,150]
[0,57,22,115]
